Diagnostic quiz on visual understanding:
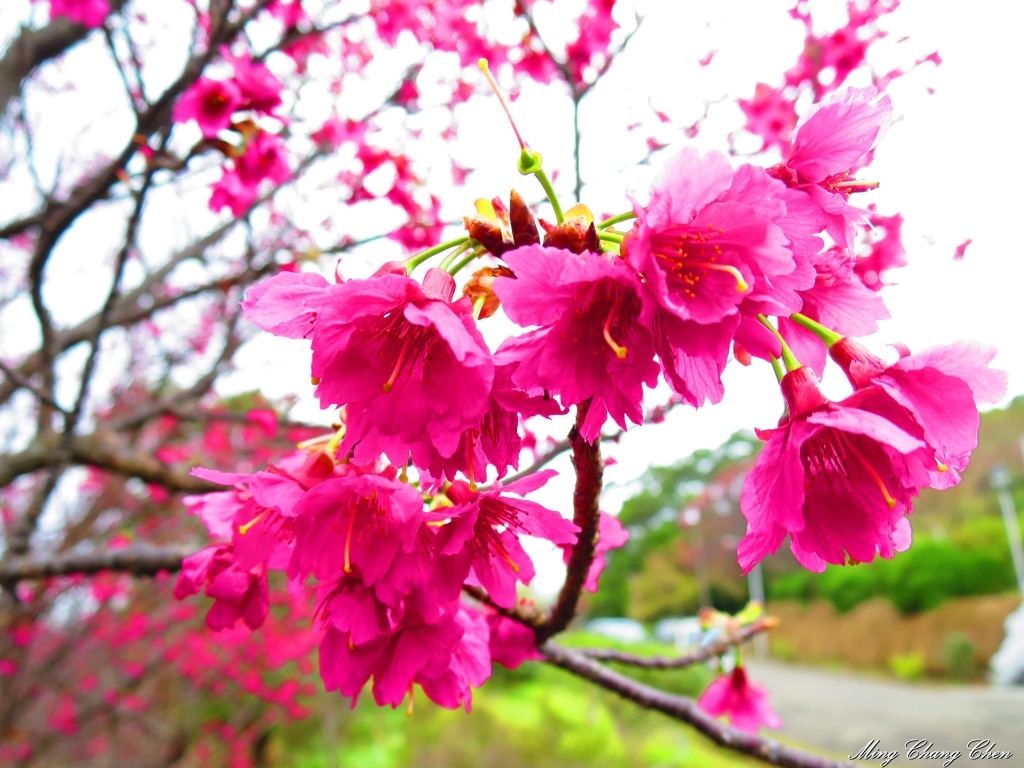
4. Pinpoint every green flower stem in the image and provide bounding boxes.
[598,231,623,243]
[472,295,487,320]
[532,167,564,224]
[790,312,844,347]
[405,236,469,274]
[597,211,636,229]
[770,355,785,384]
[439,241,473,271]
[448,247,485,277]
[756,314,802,373]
